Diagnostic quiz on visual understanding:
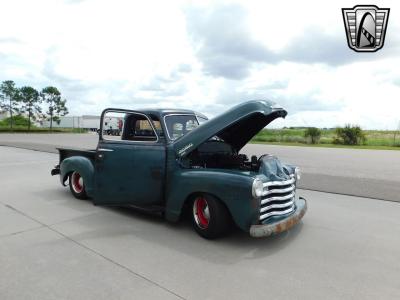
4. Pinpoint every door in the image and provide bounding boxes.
[93,110,166,206]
